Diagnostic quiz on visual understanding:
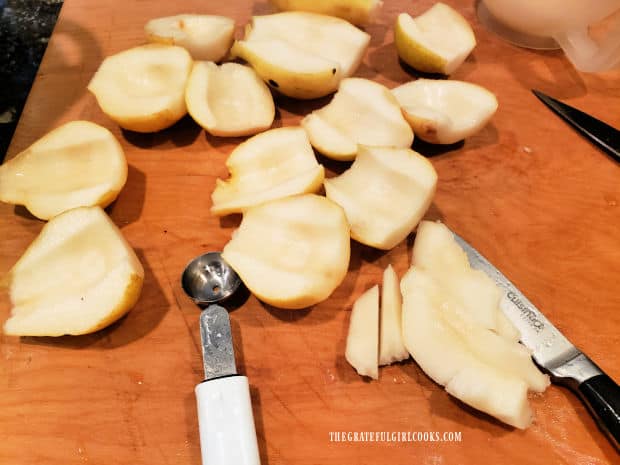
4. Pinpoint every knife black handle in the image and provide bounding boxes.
[578,374,620,450]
